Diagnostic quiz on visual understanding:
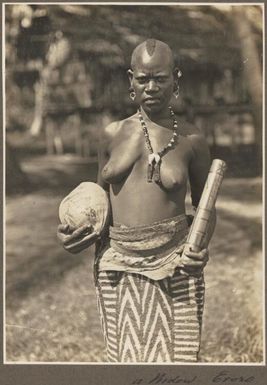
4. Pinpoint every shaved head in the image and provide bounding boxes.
[131,39,174,70]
